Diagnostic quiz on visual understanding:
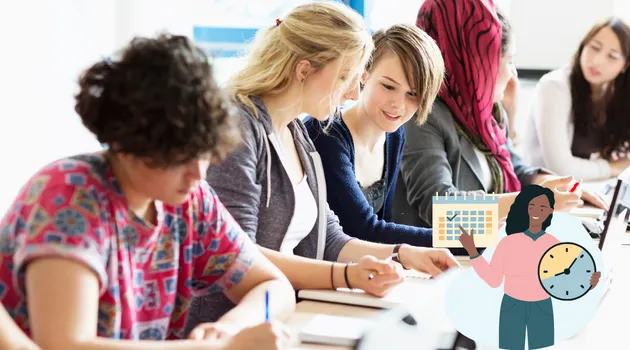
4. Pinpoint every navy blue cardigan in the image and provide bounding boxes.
[304,116,432,247]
